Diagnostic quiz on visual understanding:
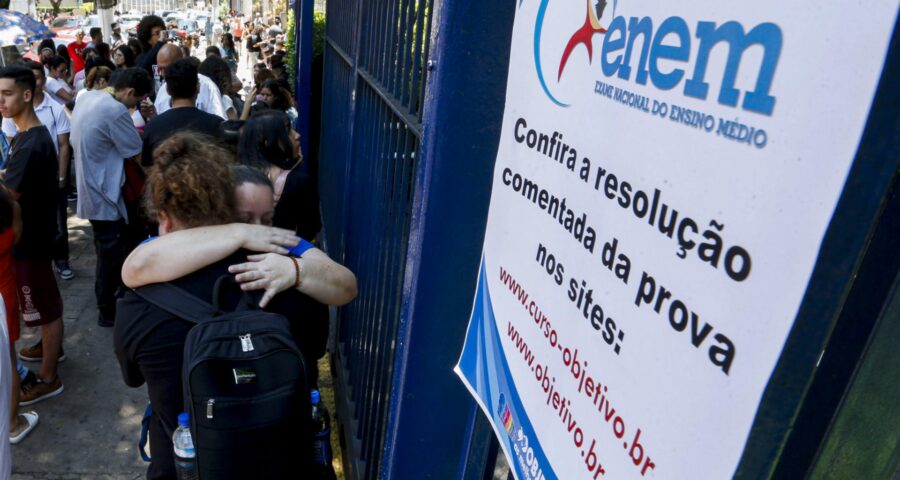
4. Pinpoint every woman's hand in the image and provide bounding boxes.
[229,253,297,307]
[234,224,298,254]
